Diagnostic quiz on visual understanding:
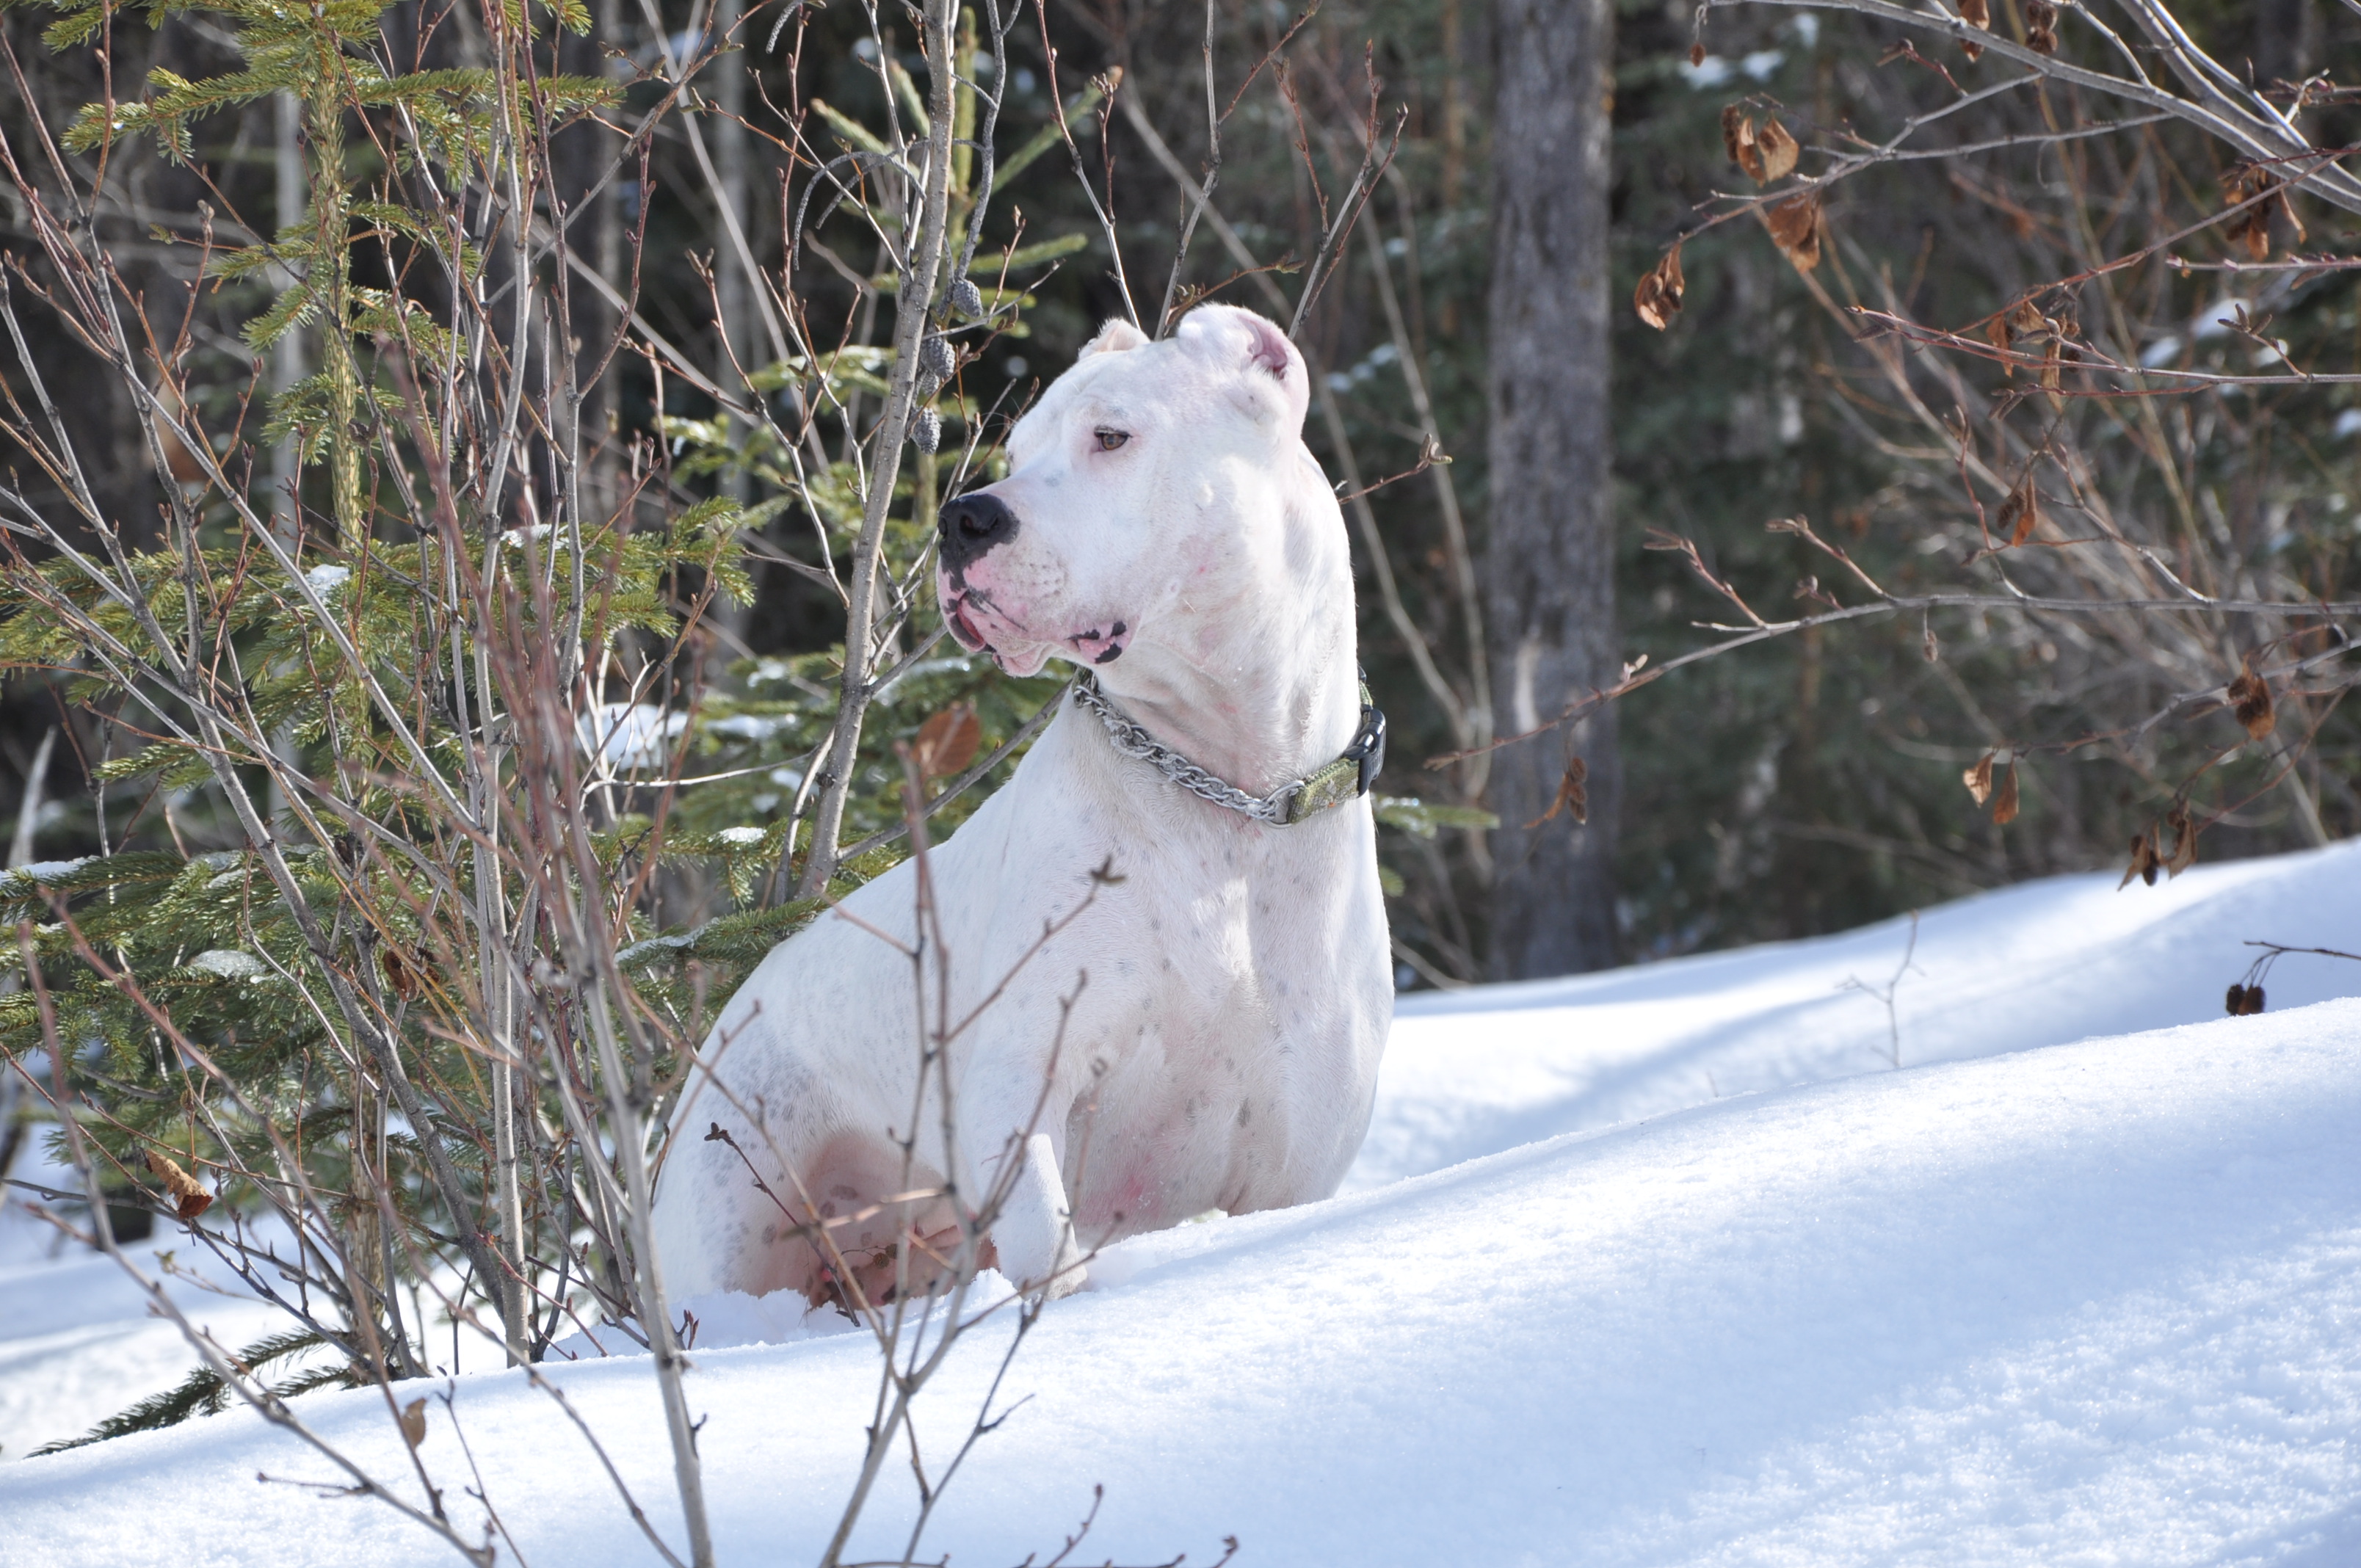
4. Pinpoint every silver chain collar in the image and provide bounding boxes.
[1070,670,1381,826]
